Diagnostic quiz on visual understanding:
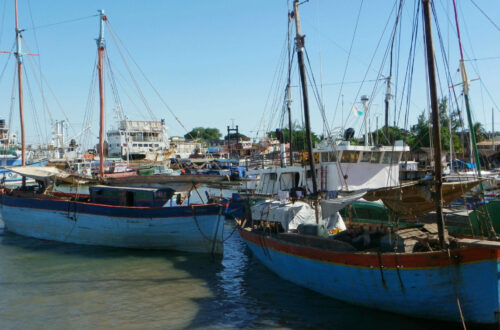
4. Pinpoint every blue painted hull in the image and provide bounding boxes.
[0,194,224,254]
[240,229,500,324]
